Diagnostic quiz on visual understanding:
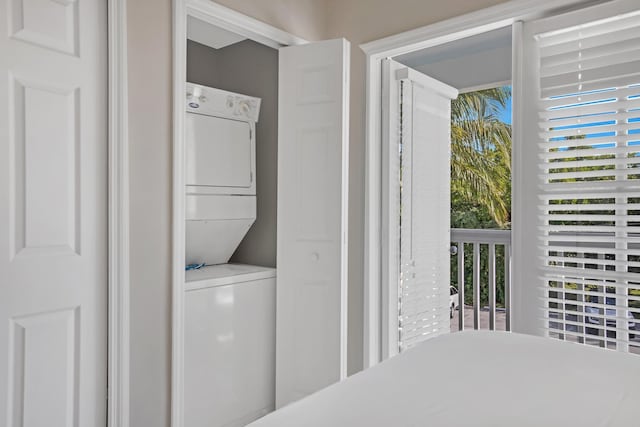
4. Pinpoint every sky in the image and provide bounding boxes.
[497,89,512,125]
[498,95,512,124]
[493,89,638,147]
